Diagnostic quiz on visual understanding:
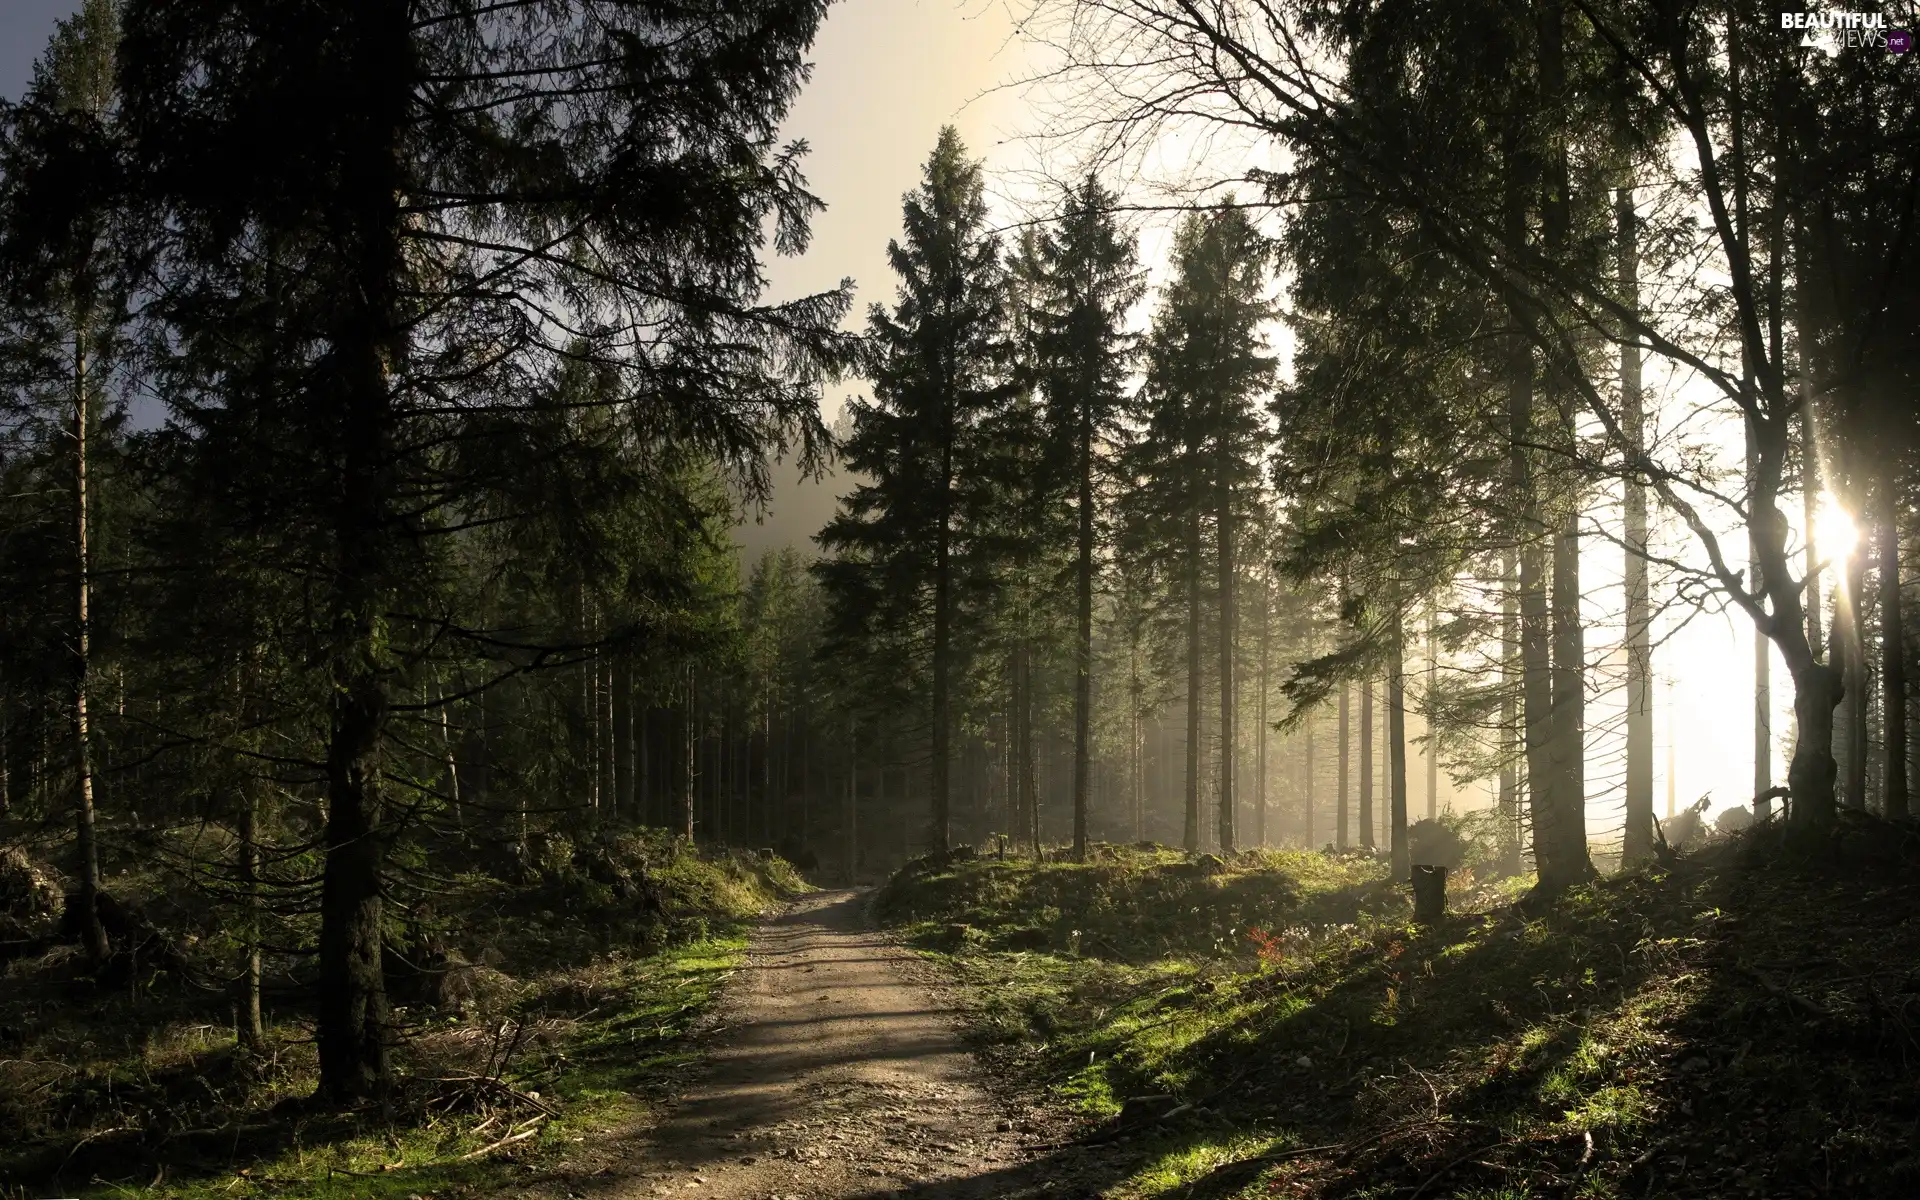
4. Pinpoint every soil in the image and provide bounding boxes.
[533,890,1136,1200]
